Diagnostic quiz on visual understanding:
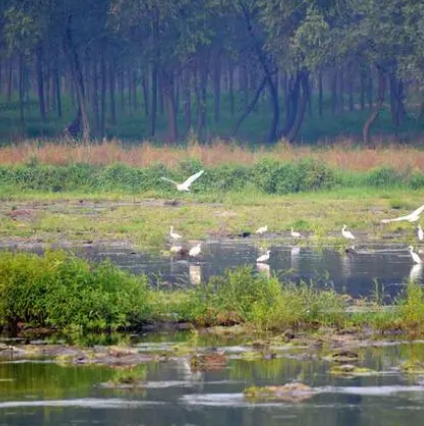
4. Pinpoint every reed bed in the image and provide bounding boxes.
[1,138,424,172]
